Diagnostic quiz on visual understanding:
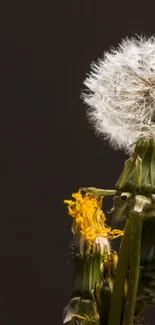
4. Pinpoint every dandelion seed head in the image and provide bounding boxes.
[82,35,155,154]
